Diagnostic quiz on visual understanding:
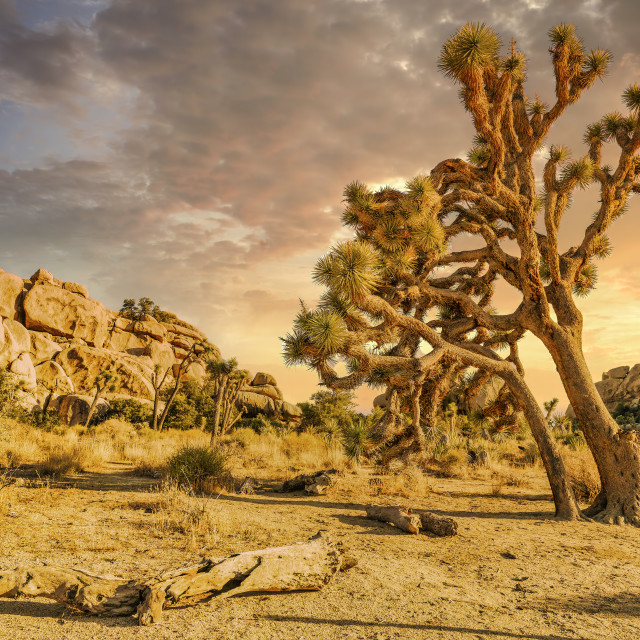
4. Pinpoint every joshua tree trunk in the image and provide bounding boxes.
[157,380,181,433]
[501,369,582,521]
[150,366,171,430]
[84,385,105,428]
[540,325,640,524]
[42,389,54,415]
[409,382,426,454]
[210,374,228,446]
